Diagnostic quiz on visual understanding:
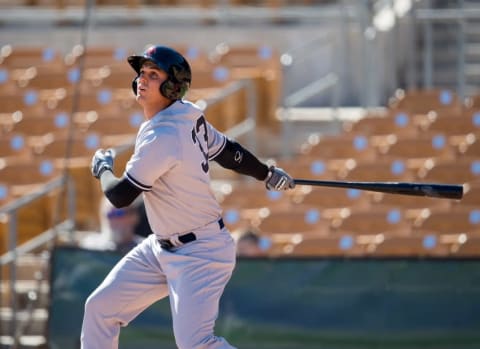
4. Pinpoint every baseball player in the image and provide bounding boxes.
[81,45,294,349]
